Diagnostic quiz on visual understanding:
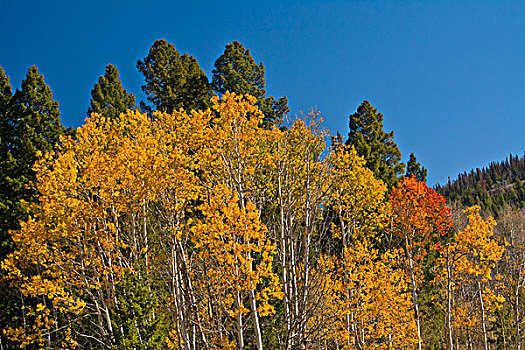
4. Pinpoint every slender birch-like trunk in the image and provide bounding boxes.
[446,249,454,350]
[478,281,490,350]
[406,234,422,350]
[278,172,292,350]
[516,282,521,350]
